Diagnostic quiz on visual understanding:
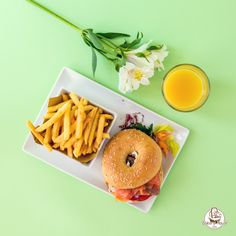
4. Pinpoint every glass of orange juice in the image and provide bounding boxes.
[162,64,210,112]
